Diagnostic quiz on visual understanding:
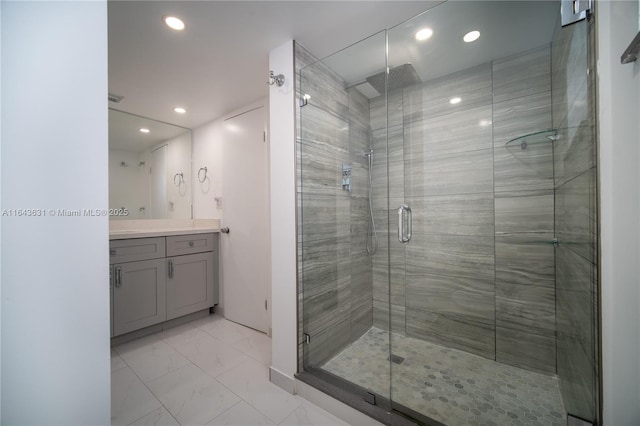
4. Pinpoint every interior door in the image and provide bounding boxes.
[221,105,270,333]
